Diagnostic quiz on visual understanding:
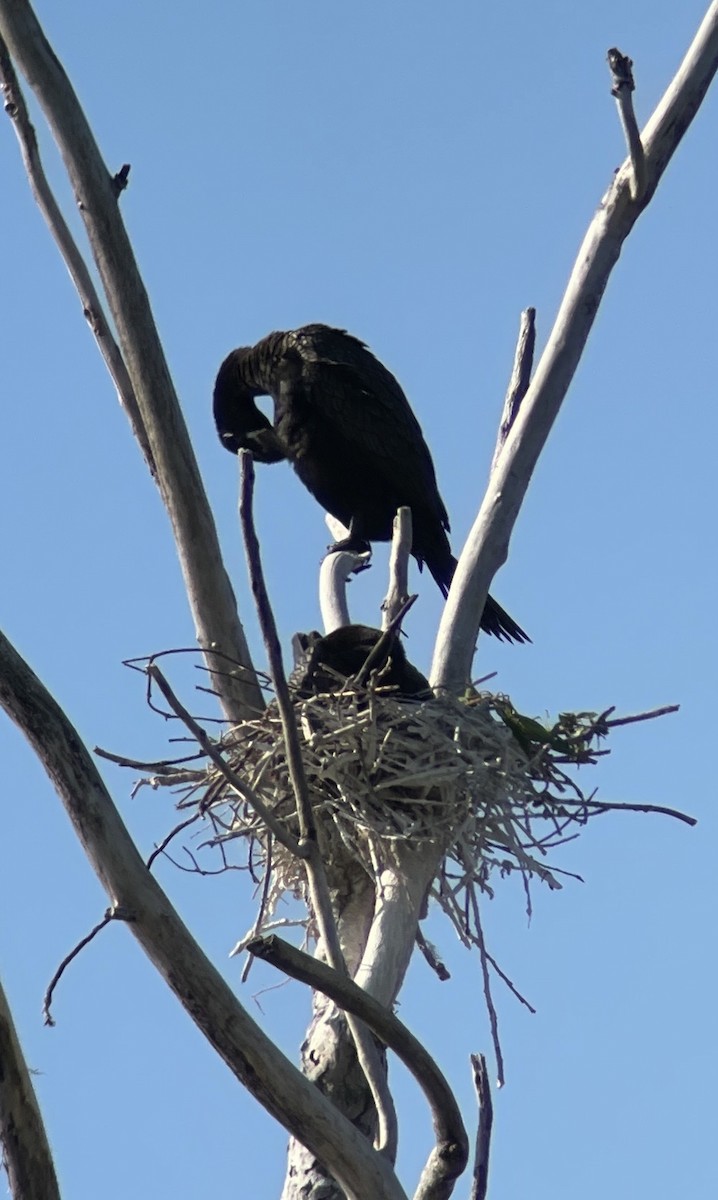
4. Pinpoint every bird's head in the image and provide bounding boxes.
[212,348,286,462]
